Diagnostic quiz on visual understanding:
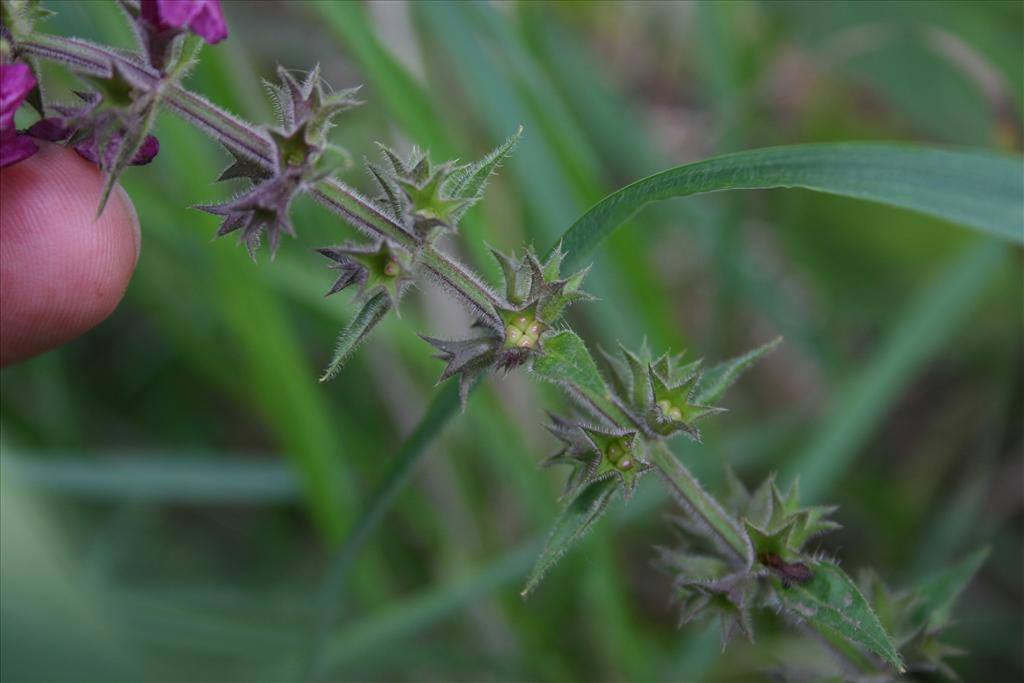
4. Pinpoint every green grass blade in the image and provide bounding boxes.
[559,144,1024,268]
[0,453,297,503]
[303,381,463,679]
[786,242,1008,500]
[909,546,990,633]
